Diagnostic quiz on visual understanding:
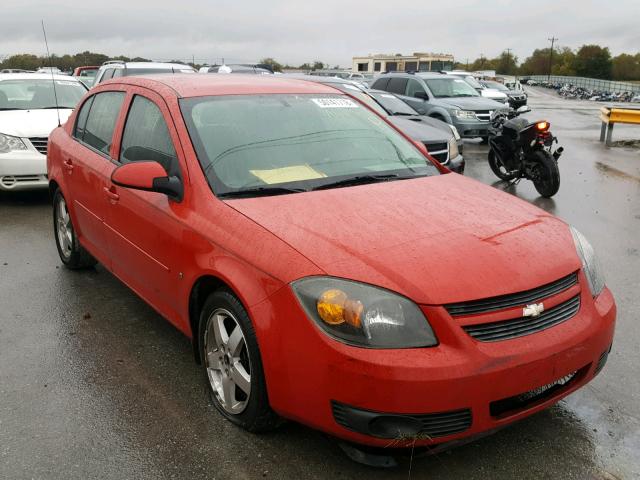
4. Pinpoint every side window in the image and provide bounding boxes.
[371,77,390,91]
[101,68,115,82]
[406,79,427,98]
[112,68,123,78]
[387,78,408,95]
[73,96,95,141]
[82,92,125,155]
[120,95,178,175]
